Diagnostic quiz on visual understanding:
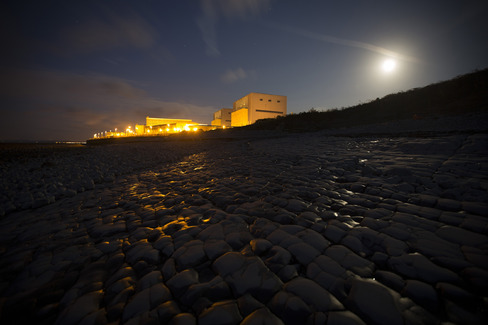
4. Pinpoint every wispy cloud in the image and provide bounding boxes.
[220,67,255,83]
[197,0,273,57]
[0,68,215,141]
[265,21,421,63]
[0,68,146,101]
[55,12,157,54]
